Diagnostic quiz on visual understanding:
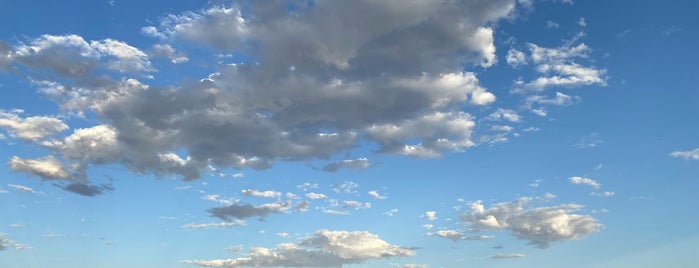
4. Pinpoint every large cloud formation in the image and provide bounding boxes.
[0,1,603,191]
[181,229,414,267]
